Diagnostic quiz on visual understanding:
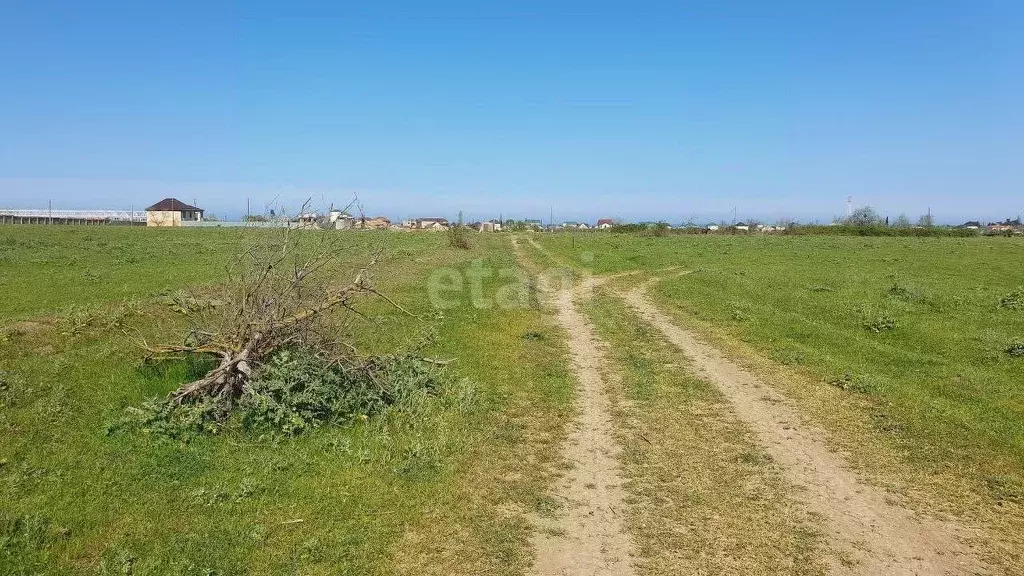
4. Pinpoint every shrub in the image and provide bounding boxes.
[447,211,471,249]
